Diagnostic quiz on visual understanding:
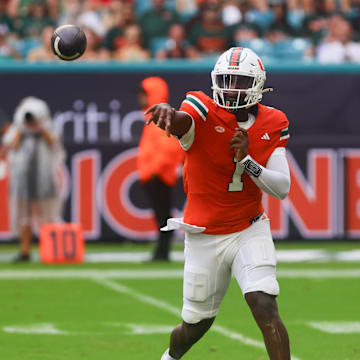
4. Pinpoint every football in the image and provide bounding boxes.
[51,25,87,61]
